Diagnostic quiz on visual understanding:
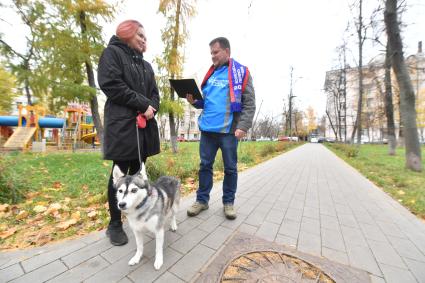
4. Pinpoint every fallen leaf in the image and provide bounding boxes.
[71,211,81,221]
[81,185,89,191]
[102,161,109,167]
[16,210,29,220]
[0,227,17,239]
[87,211,98,219]
[56,219,77,231]
[44,203,62,215]
[64,197,71,203]
[26,192,41,199]
[0,204,9,212]
[53,182,62,189]
[33,205,47,213]
[397,190,405,195]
